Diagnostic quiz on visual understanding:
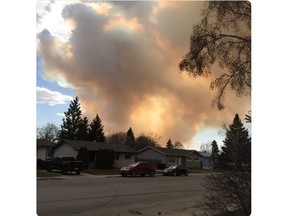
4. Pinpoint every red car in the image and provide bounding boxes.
[120,162,156,177]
